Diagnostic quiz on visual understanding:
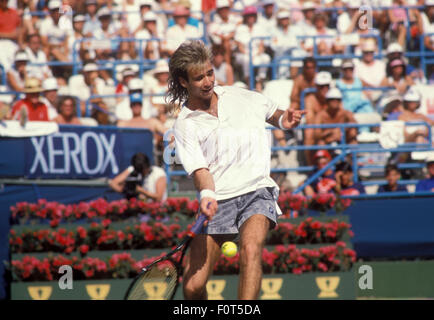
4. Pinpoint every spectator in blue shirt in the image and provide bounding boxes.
[335,161,366,196]
[378,163,408,193]
[415,155,434,192]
